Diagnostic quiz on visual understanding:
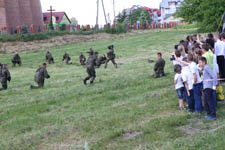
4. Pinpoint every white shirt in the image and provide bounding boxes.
[213,54,219,74]
[174,73,184,89]
[189,62,202,84]
[173,56,184,67]
[181,66,194,90]
[214,40,225,56]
